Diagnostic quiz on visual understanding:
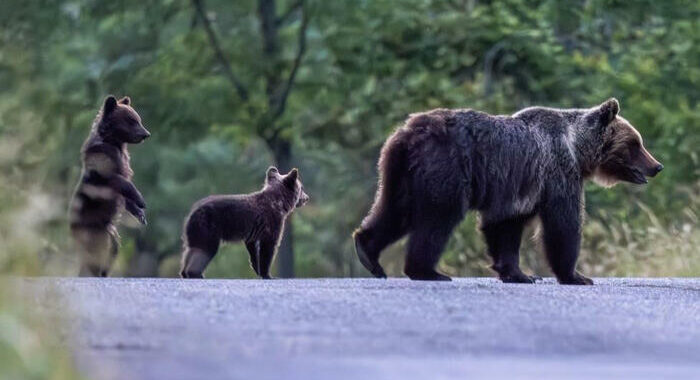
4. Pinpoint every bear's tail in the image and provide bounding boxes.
[354,130,411,278]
